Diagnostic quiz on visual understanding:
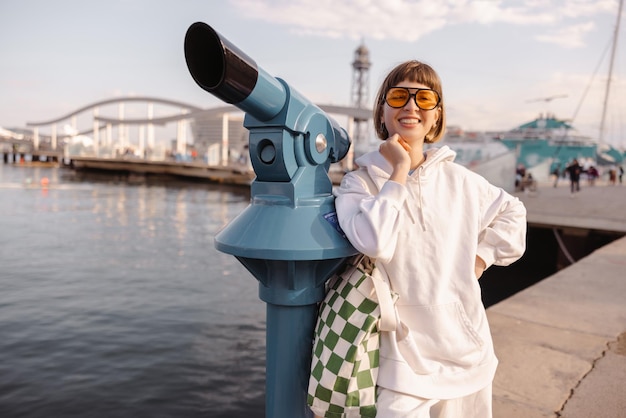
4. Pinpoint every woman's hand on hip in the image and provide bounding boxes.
[475,255,486,279]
